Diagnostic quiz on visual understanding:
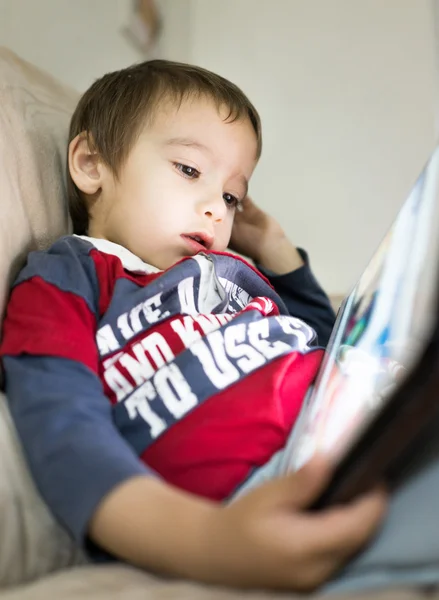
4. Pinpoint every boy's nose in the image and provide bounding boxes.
[200,195,227,222]
[204,208,223,222]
